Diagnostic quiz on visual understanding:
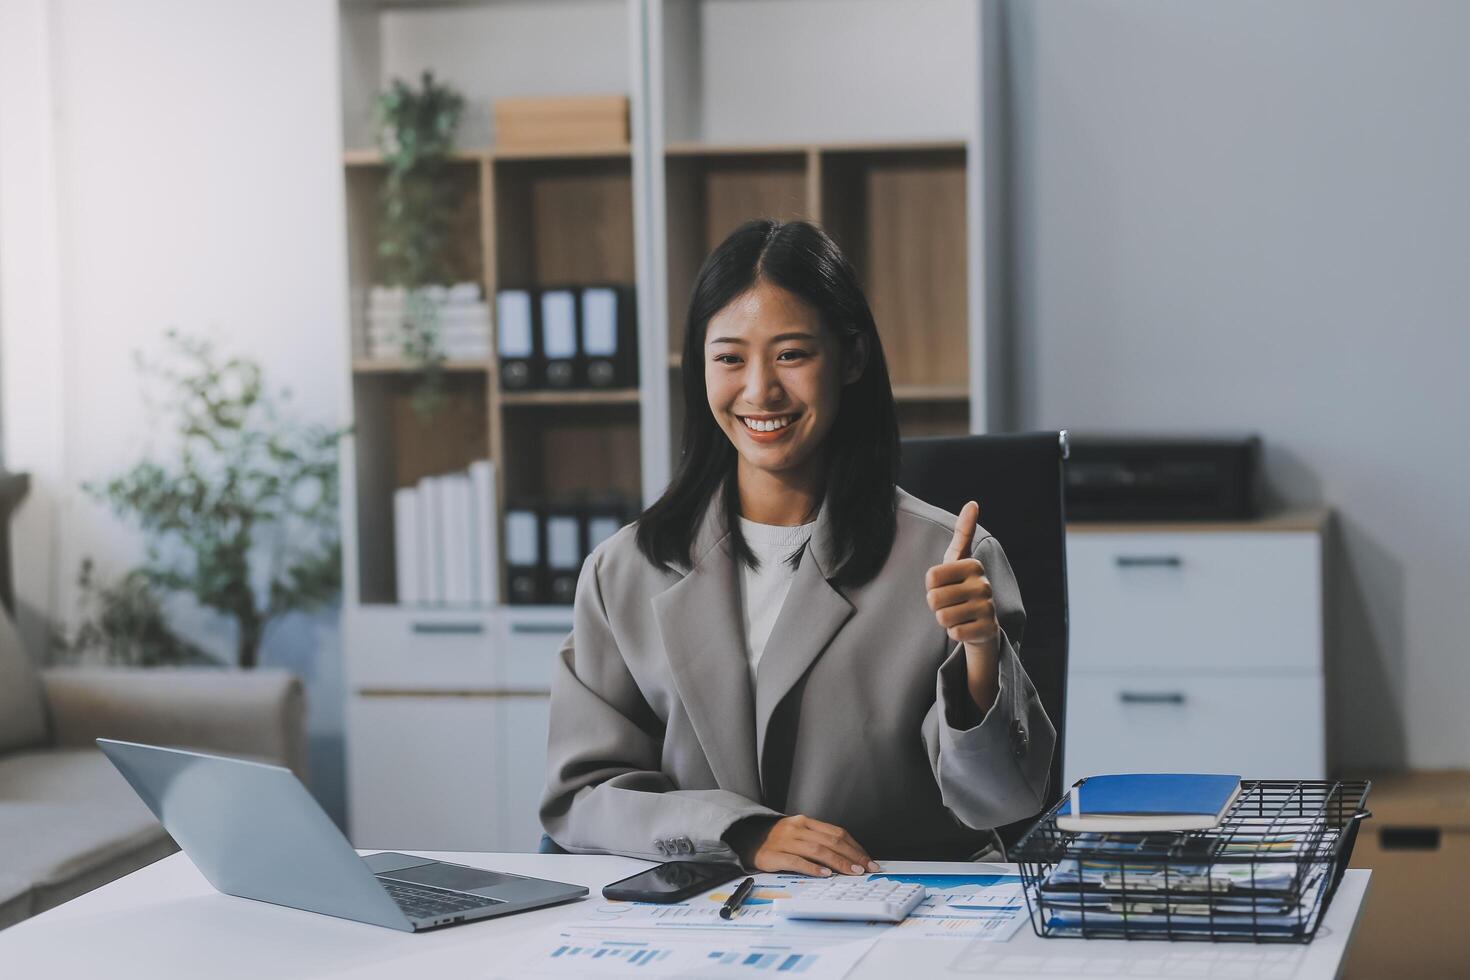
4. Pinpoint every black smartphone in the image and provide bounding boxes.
[602,861,746,903]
